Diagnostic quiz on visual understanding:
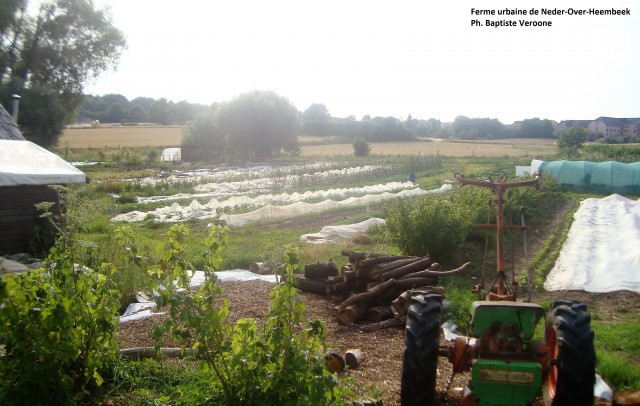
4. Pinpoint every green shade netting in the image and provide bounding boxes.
[539,160,640,193]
